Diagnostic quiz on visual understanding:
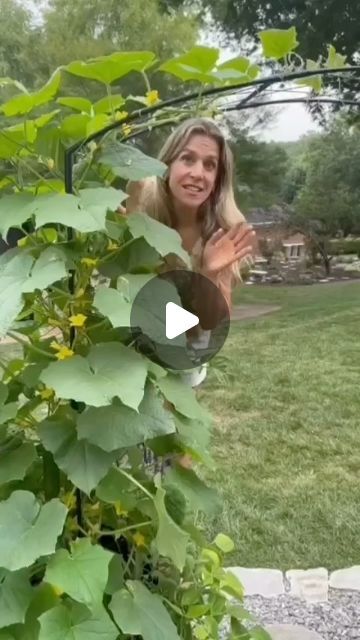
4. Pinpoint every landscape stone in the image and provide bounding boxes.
[226,567,284,597]
[286,567,328,602]
[265,624,324,639]
[329,565,360,591]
